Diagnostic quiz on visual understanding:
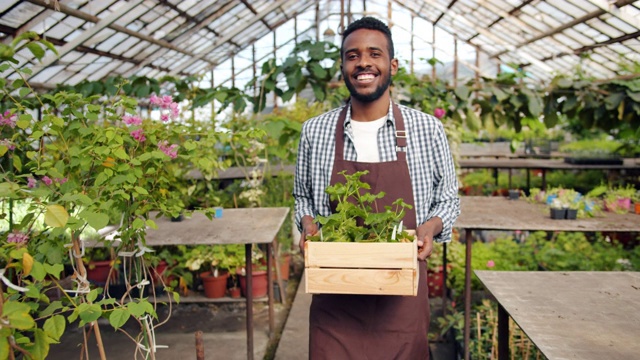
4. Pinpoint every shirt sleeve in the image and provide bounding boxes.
[428,121,461,243]
[293,121,316,232]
